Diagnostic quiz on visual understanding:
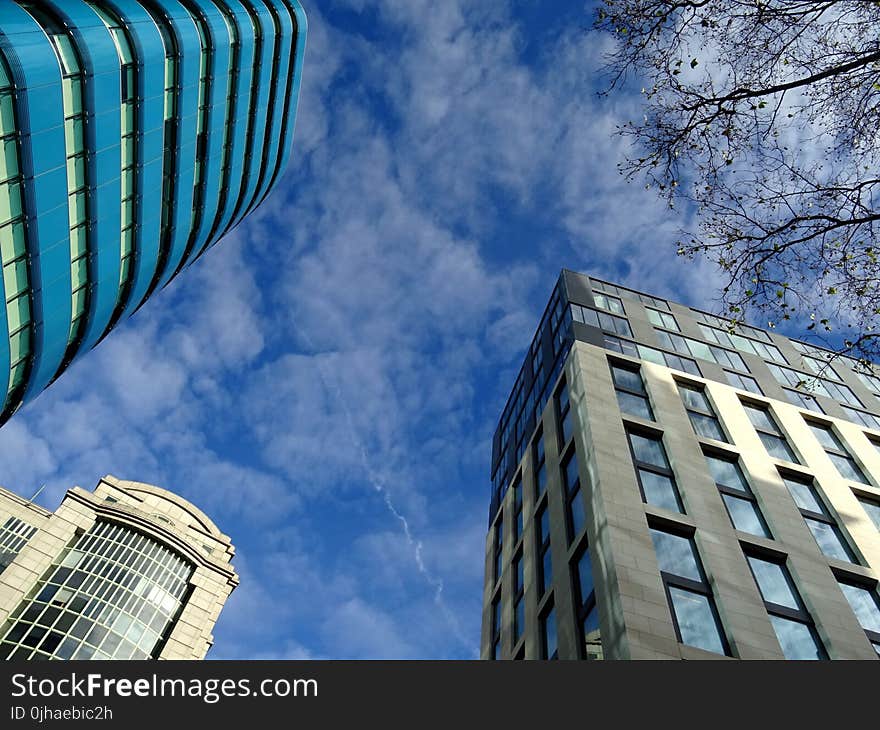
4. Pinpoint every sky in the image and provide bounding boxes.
[0,0,729,659]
